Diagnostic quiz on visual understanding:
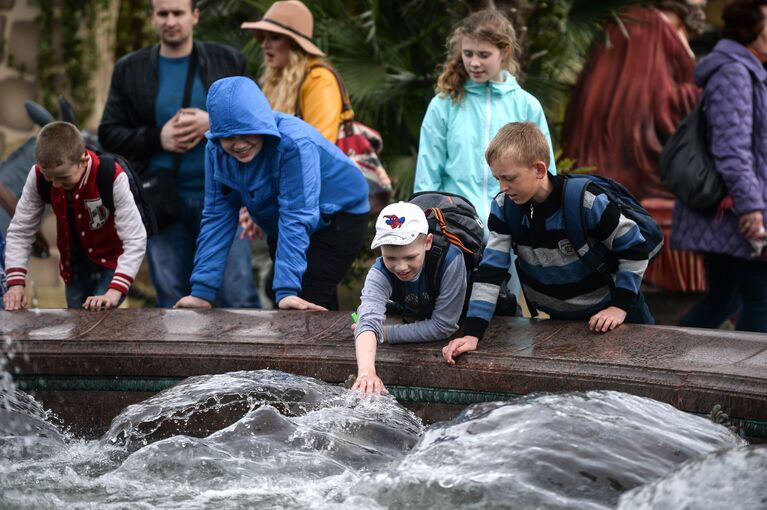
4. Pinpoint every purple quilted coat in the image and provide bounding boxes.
[671,39,767,260]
